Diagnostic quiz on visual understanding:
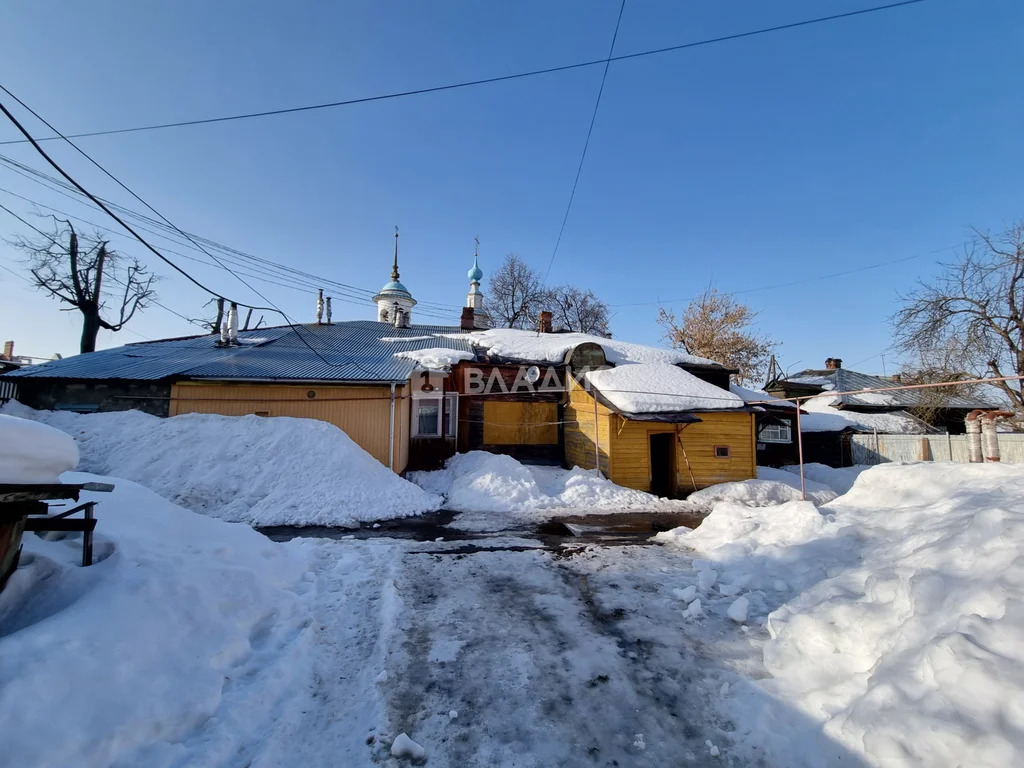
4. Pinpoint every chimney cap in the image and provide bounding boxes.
[825,357,843,370]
